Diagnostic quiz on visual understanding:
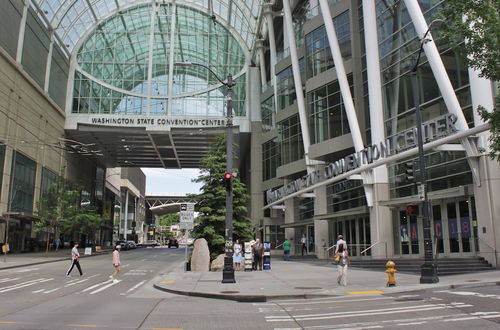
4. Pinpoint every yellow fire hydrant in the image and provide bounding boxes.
[385,260,397,287]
